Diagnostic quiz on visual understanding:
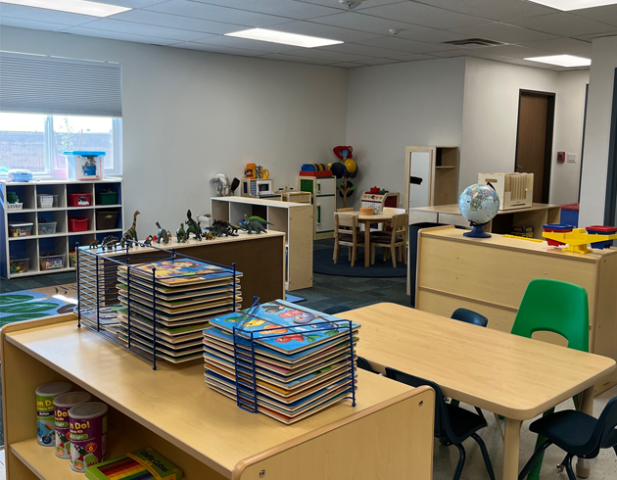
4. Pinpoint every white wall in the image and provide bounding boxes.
[0,26,348,232]
[552,70,589,205]
[579,36,617,228]
[346,57,466,208]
